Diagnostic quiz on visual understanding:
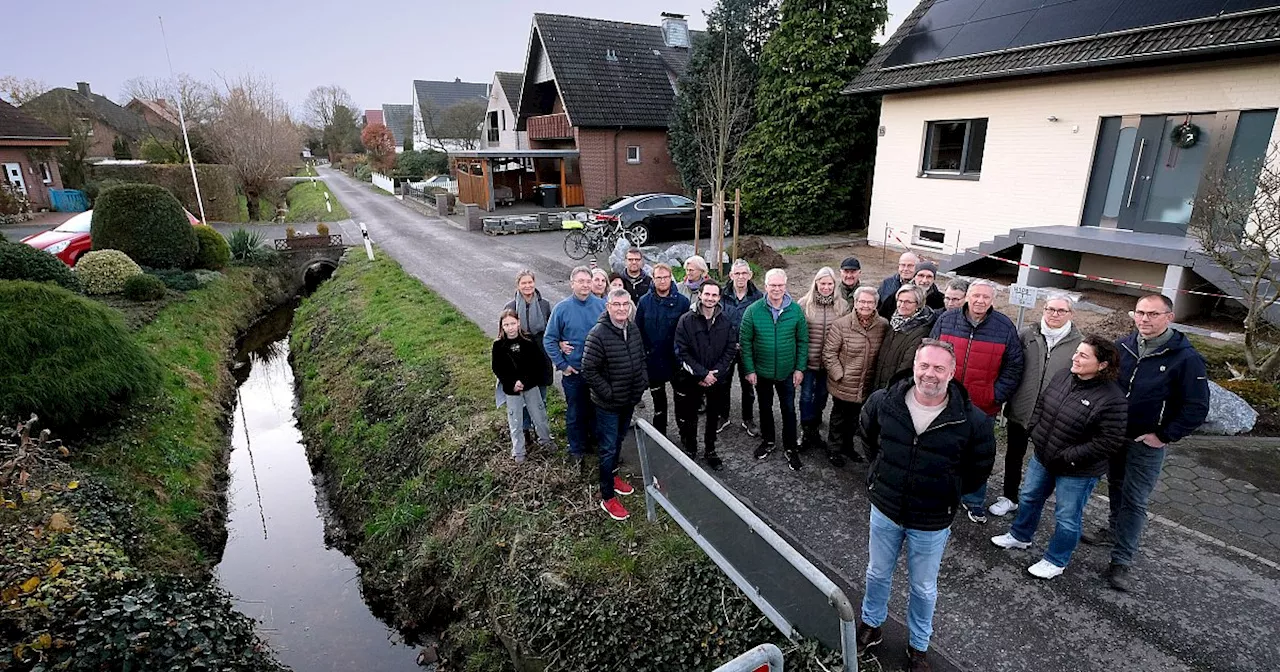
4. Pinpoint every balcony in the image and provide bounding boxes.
[527,113,573,141]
